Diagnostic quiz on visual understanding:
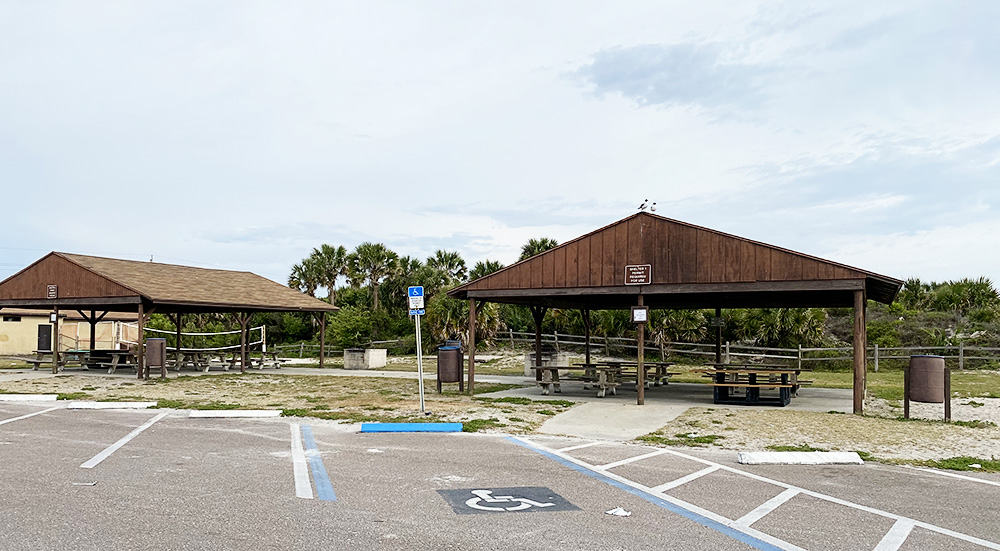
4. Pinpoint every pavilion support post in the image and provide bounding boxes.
[174,313,183,371]
[714,307,722,365]
[239,313,249,374]
[318,312,326,369]
[531,306,546,381]
[637,295,645,406]
[89,310,97,352]
[137,303,146,380]
[51,307,60,374]
[853,290,867,415]
[582,309,592,365]
[467,299,477,394]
